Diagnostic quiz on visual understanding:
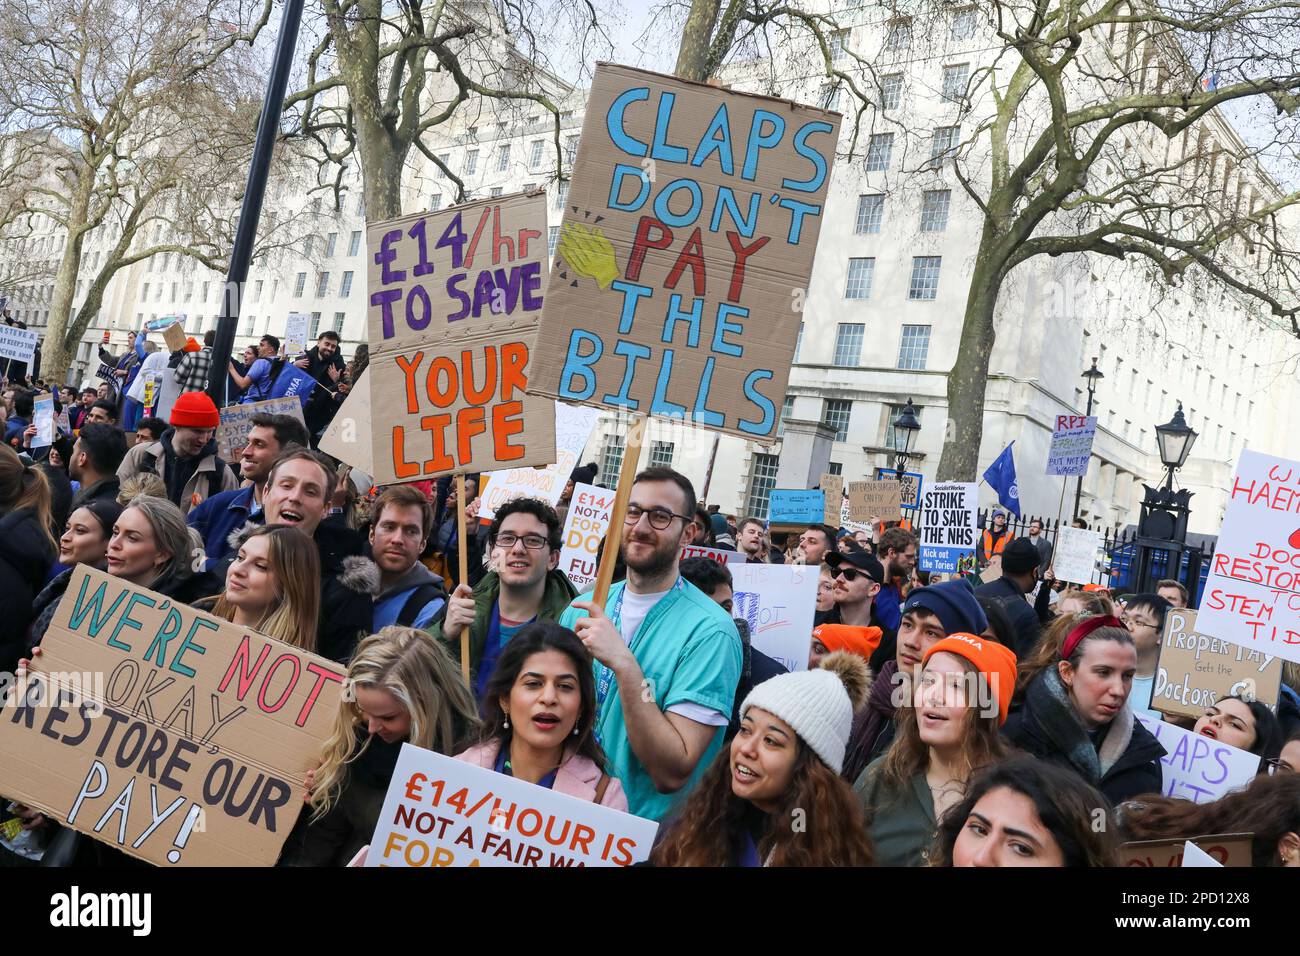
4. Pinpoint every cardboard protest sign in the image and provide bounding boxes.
[819,473,843,528]
[680,544,746,566]
[0,325,38,365]
[216,397,307,462]
[768,489,824,529]
[478,403,600,521]
[1052,525,1104,584]
[918,482,976,573]
[1181,841,1222,867]
[1197,450,1300,664]
[527,63,840,440]
[874,467,922,511]
[730,562,818,671]
[366,192,556,486]
[284,313,310,356]
[0,565,345,866]
[557,482,614,592]
[319,368,372,474]
[1120,833,1253,868]
[1152,608,1282,720]
[366,744,658,867]
[1046,414,1097,477]
[846,480,901,522]
[161,322,187,353]
[32,393,54,448]
[1135,712,1258,804]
